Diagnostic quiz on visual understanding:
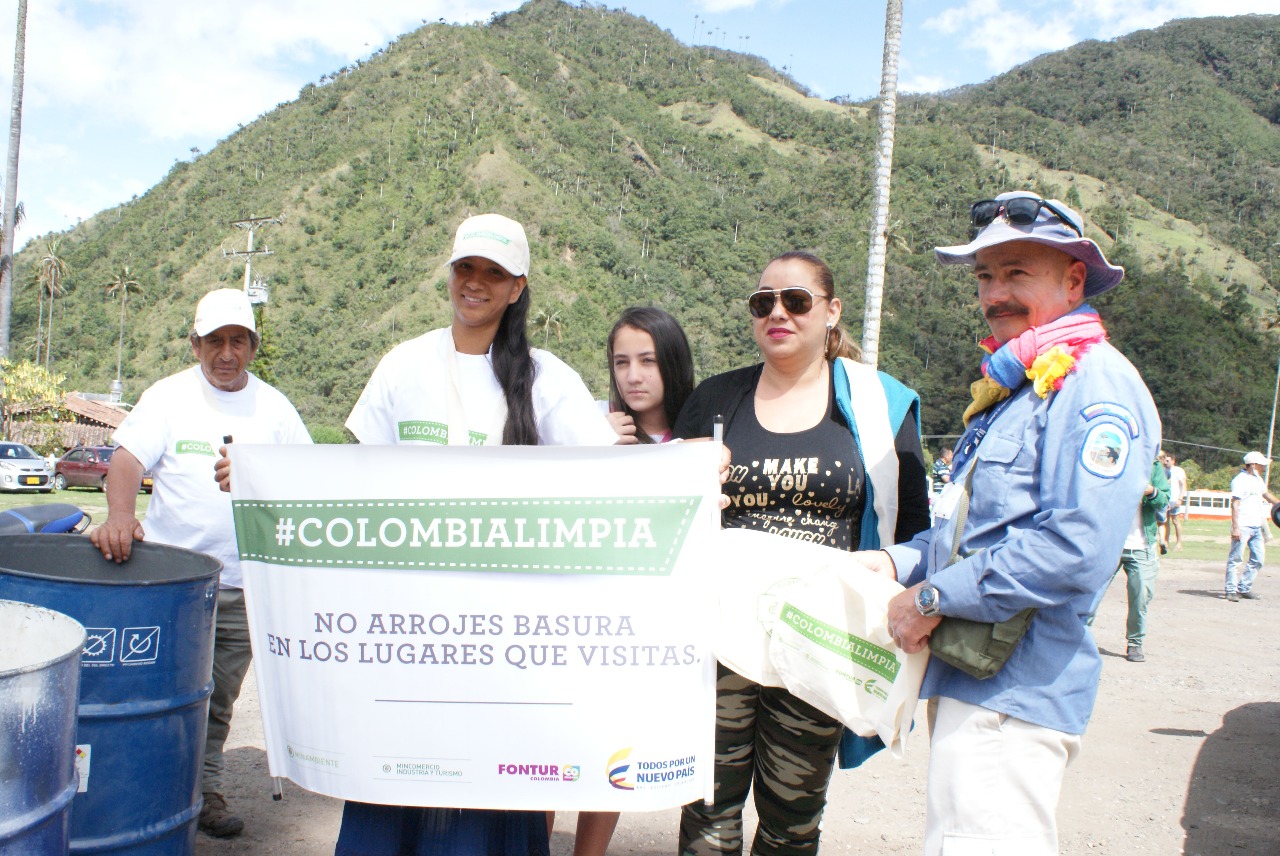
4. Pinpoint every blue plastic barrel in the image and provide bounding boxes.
[0,599,85,856]
[0,535,220,856]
